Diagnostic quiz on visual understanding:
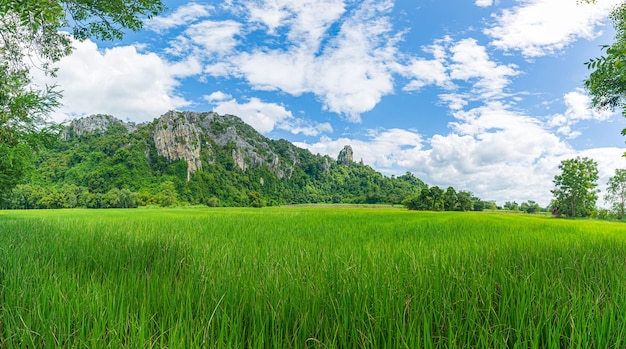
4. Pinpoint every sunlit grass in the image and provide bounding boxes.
[1,208,625,347]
